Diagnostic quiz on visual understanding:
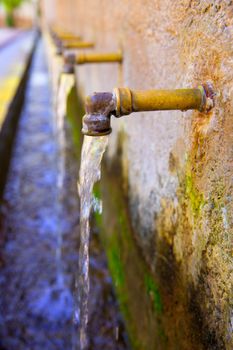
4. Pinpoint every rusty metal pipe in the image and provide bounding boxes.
[55,40,95,56]
[50,26,82,40]
[114,87,206,116]
[56,34,82,41]
[50,31,75,42]
[76,51,123,64]
[82,84,214,136]
[63,51,123,74]
[82,92,116,136]
[62,41,94,49]
[50,27,71,35]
